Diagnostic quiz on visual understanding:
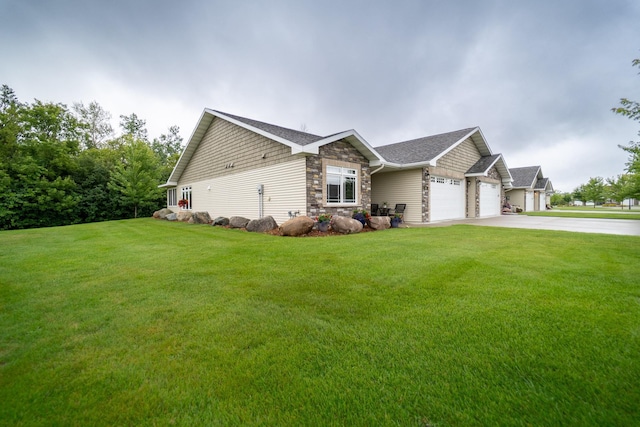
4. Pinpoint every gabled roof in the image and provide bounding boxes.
[534,177,554,192]
[216,111,325,146]
[375,127,480,166]
[466,154,513,187]
[509,166,542,189]
[163,109,384,186]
